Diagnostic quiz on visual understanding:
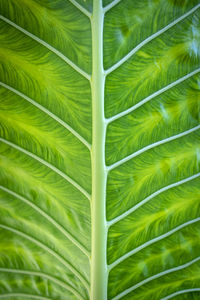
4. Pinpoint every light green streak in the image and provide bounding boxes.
[90,0,108,299]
